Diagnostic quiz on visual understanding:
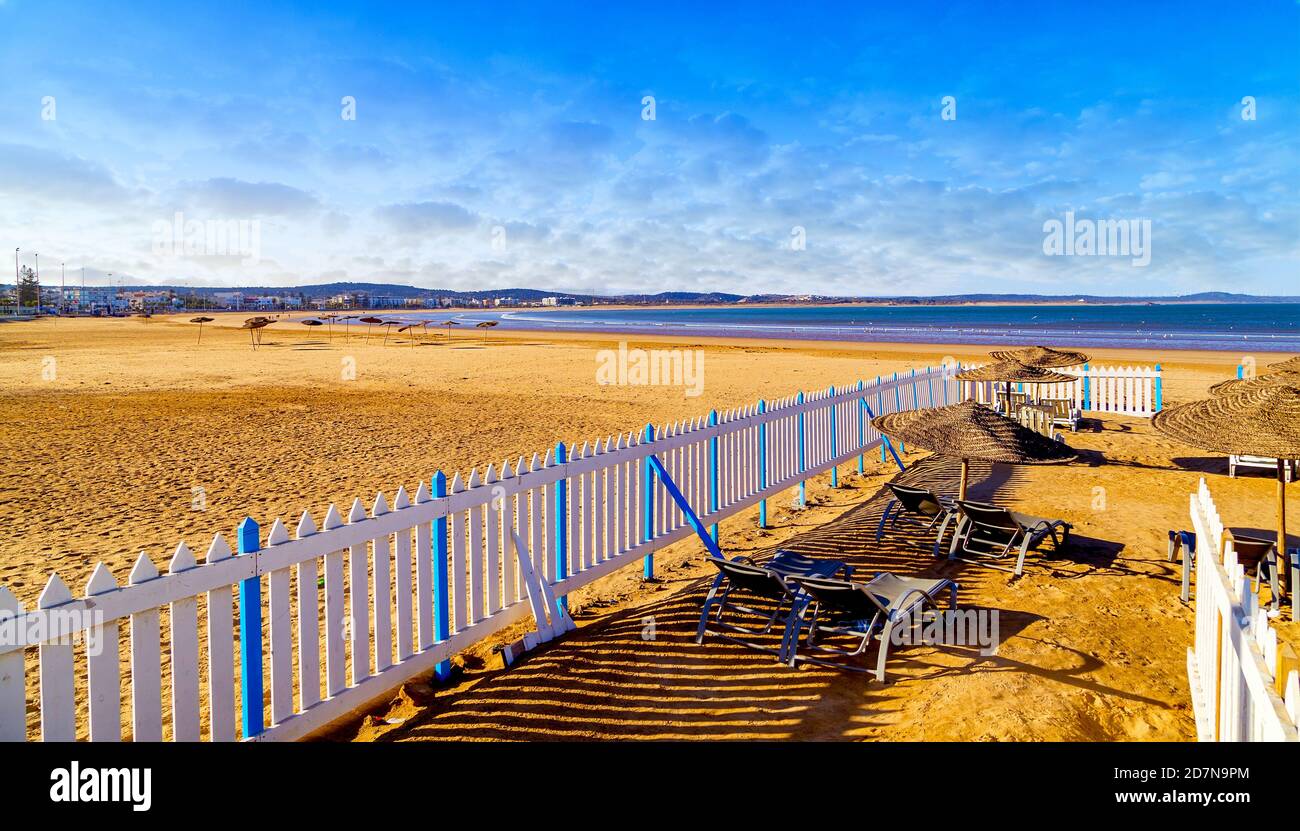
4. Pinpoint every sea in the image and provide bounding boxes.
[422,303,1300,353]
